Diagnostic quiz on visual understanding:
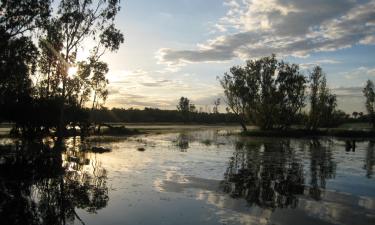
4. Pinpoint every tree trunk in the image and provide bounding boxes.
[239,120,247,132]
